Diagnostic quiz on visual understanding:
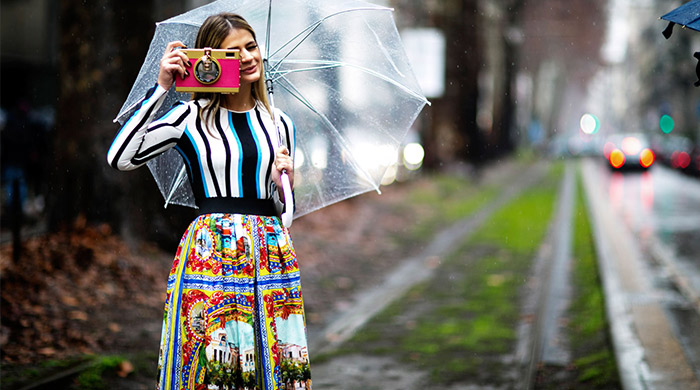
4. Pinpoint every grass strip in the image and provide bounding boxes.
[568,169,620,388]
